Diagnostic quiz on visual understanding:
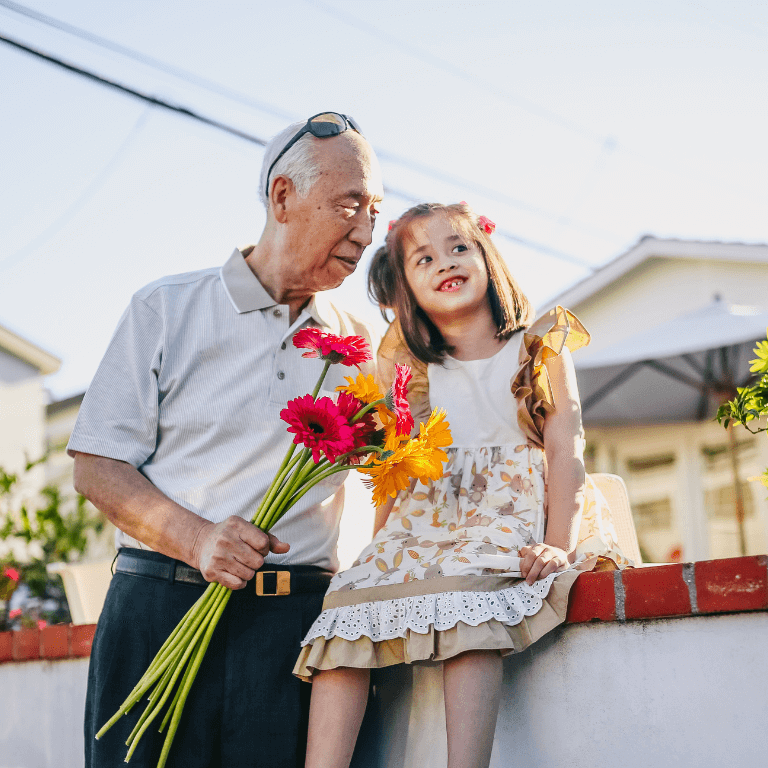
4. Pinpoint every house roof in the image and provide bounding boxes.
[0,324,61,375]
[46,391,85,417]
[541,236,768,313]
